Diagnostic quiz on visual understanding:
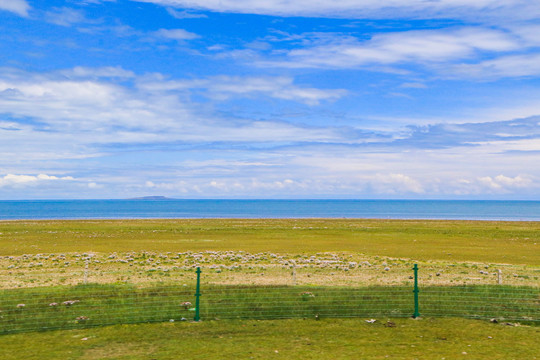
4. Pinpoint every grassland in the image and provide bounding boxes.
[1,219,539,289]
[0,219,539,359]
[1,219,538,264]
[1,318,539,360]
